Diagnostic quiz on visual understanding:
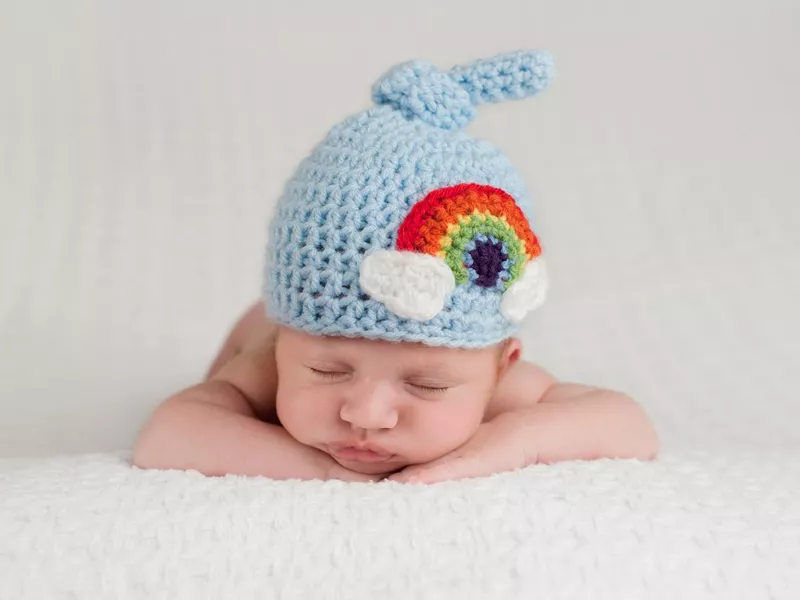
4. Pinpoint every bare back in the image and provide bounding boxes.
[205,300,276,380]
